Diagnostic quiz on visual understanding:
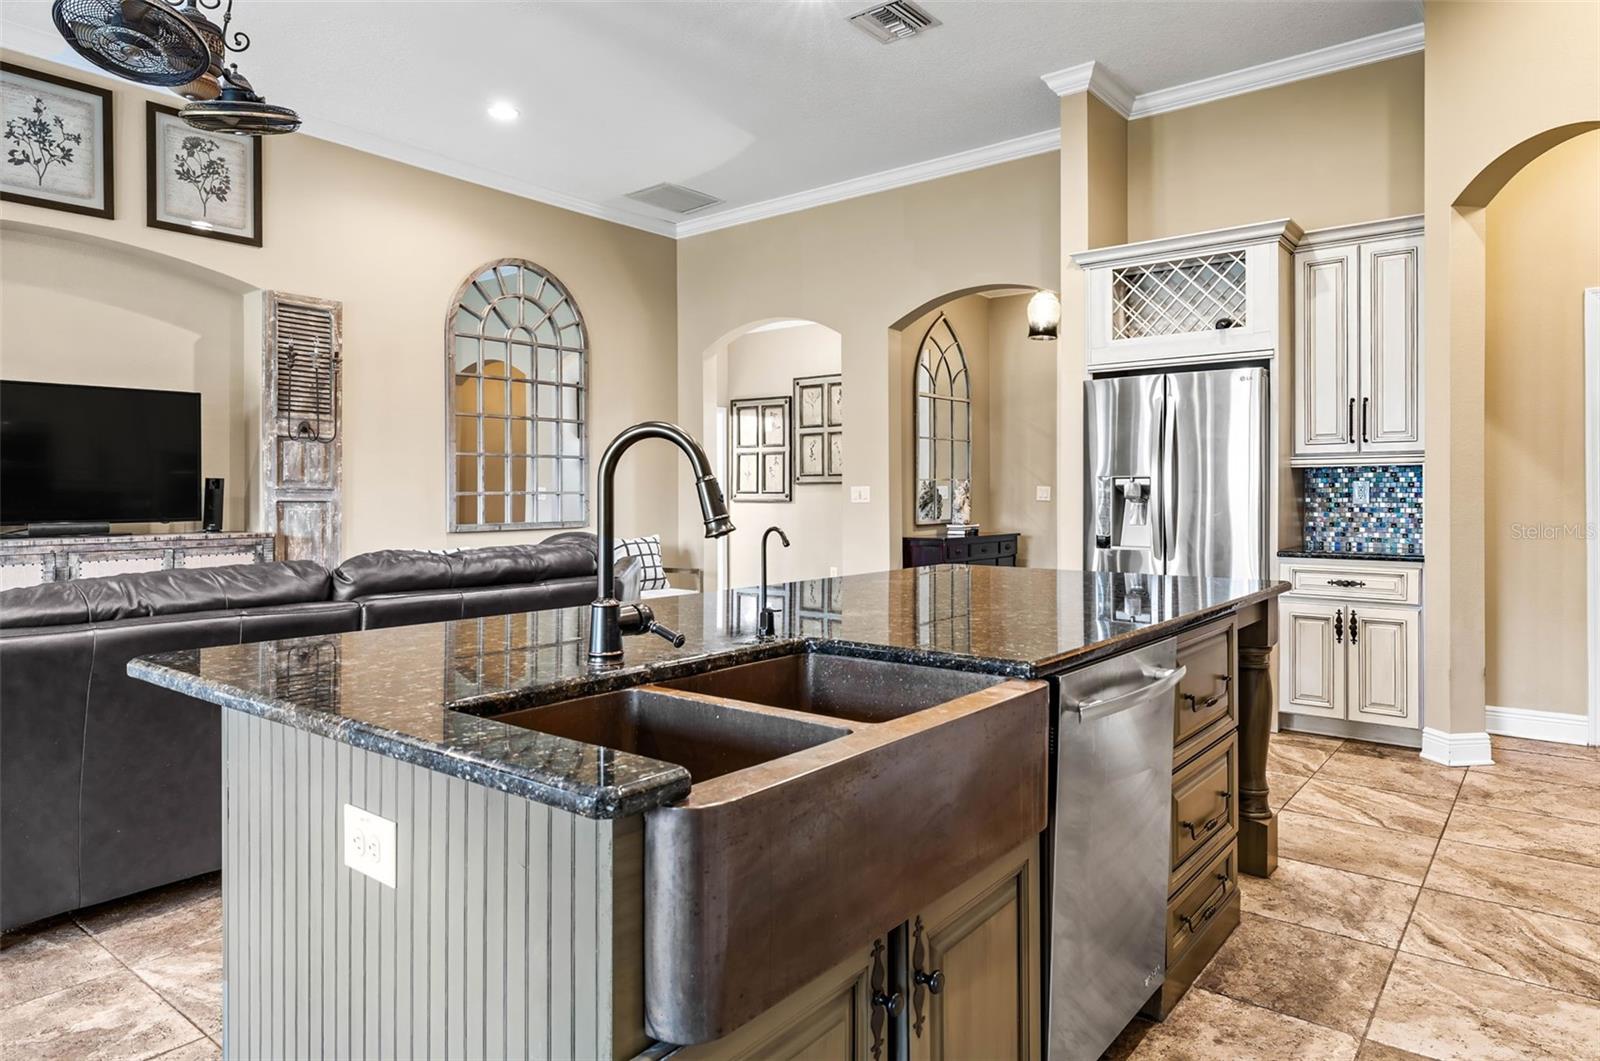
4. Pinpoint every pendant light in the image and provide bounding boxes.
[51,0,300,135]
[1026,289,1061,341]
